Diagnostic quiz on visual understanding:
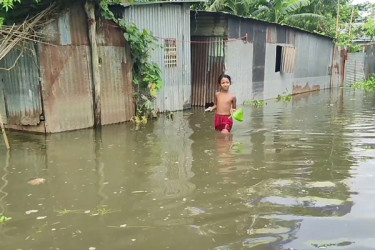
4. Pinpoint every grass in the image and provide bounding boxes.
[351,77,375,92]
